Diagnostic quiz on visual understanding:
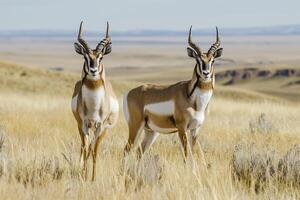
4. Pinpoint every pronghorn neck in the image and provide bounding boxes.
[82,63,105,90]
[83,78,104,90]
[188,64,214,97]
